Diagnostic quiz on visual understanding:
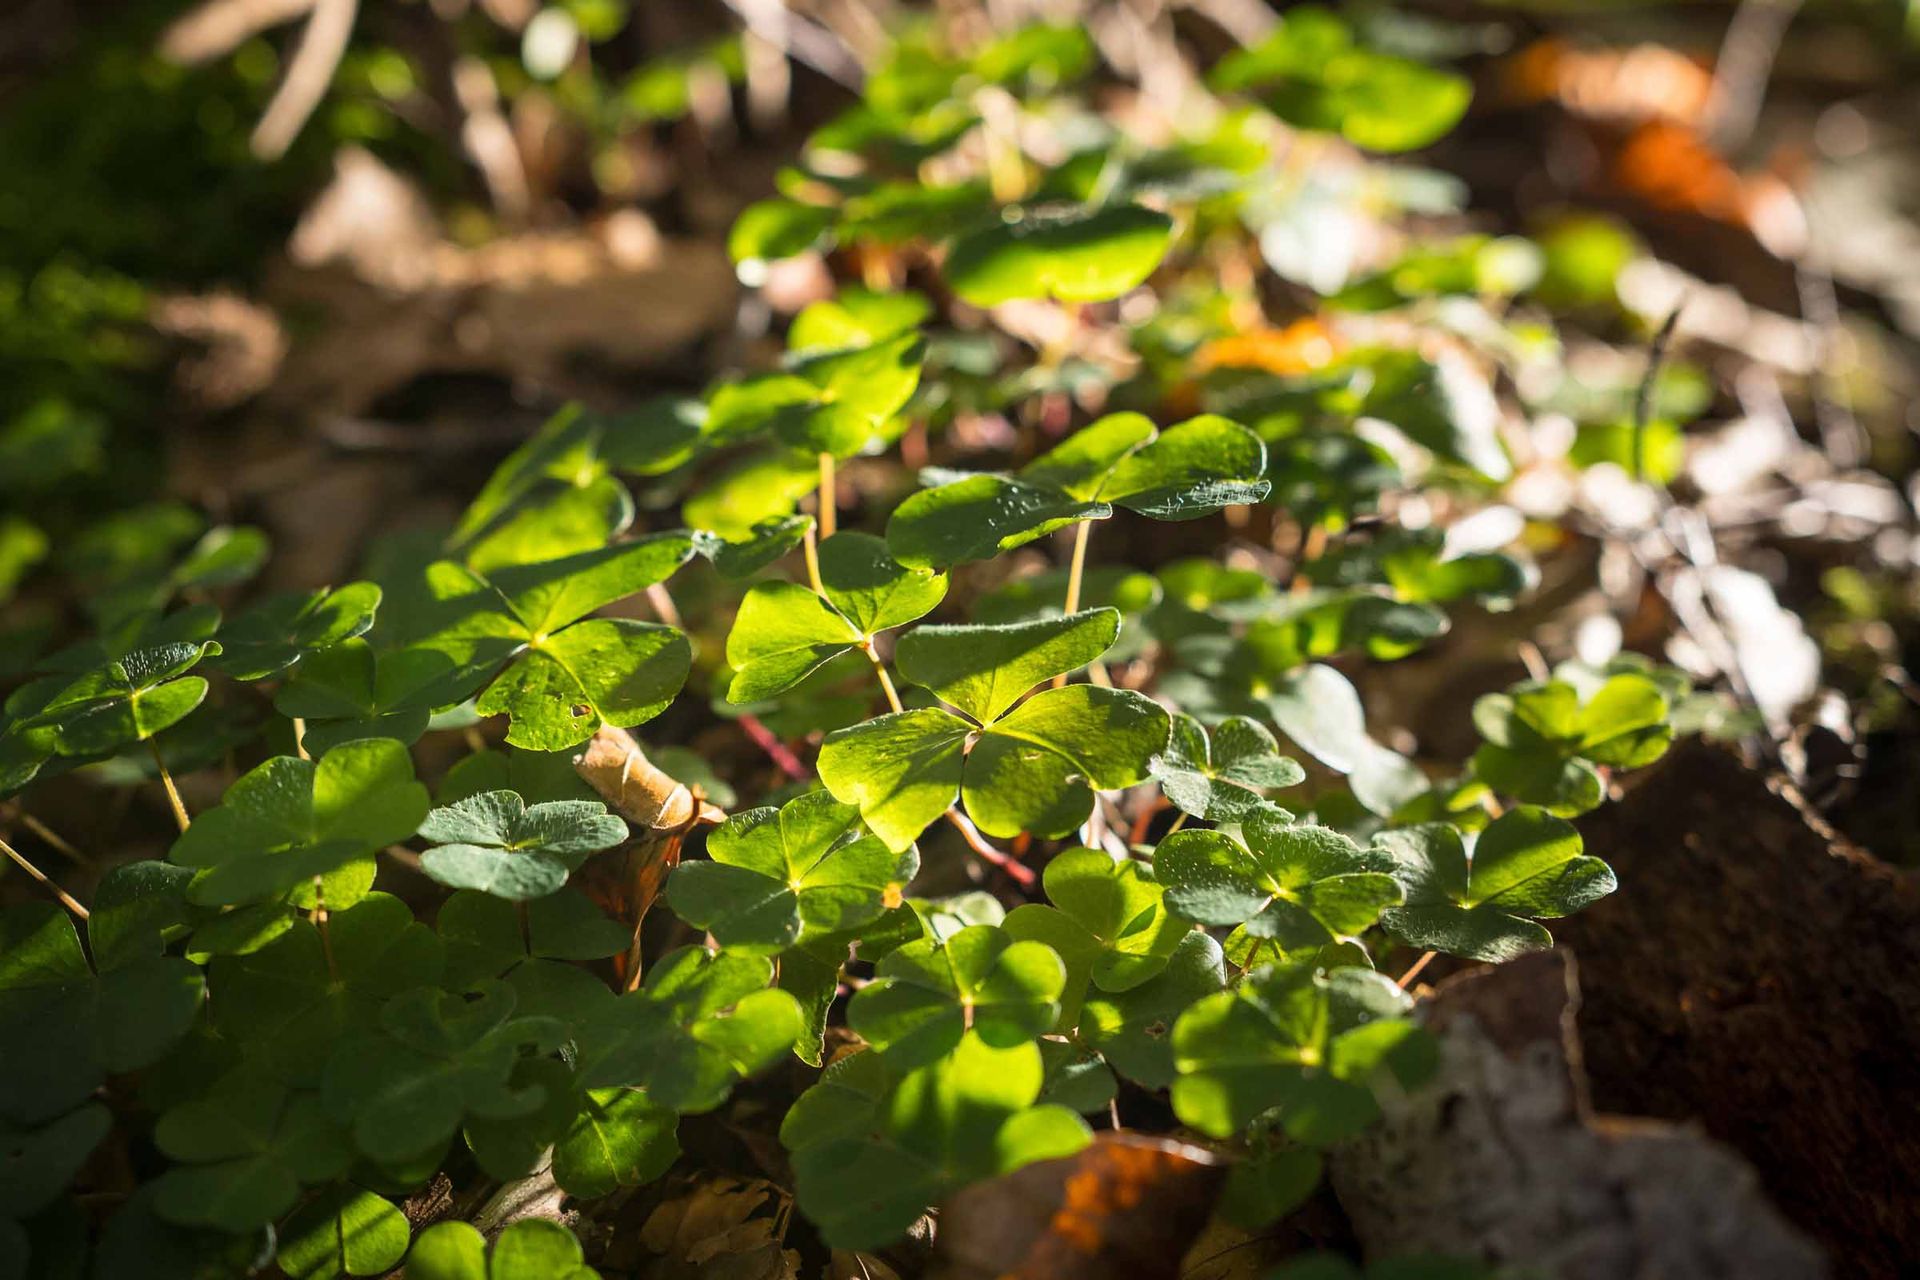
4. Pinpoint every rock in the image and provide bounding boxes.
[1329,949,1824,1279]
[1561,738,1920,1276]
